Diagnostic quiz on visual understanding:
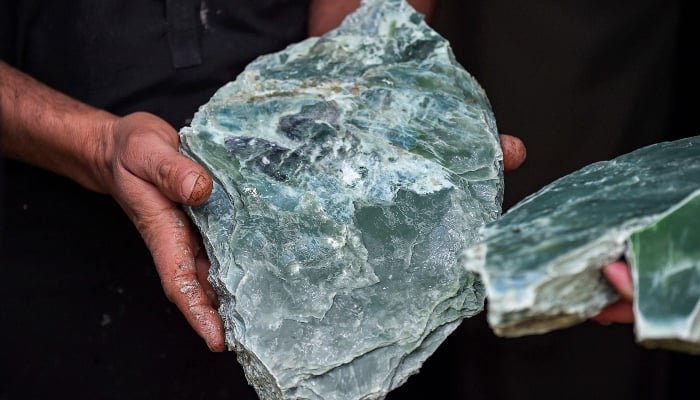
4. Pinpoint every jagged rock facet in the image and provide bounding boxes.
[629,190,700,353]
[464,136,700,351]
[179,1,503,398]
